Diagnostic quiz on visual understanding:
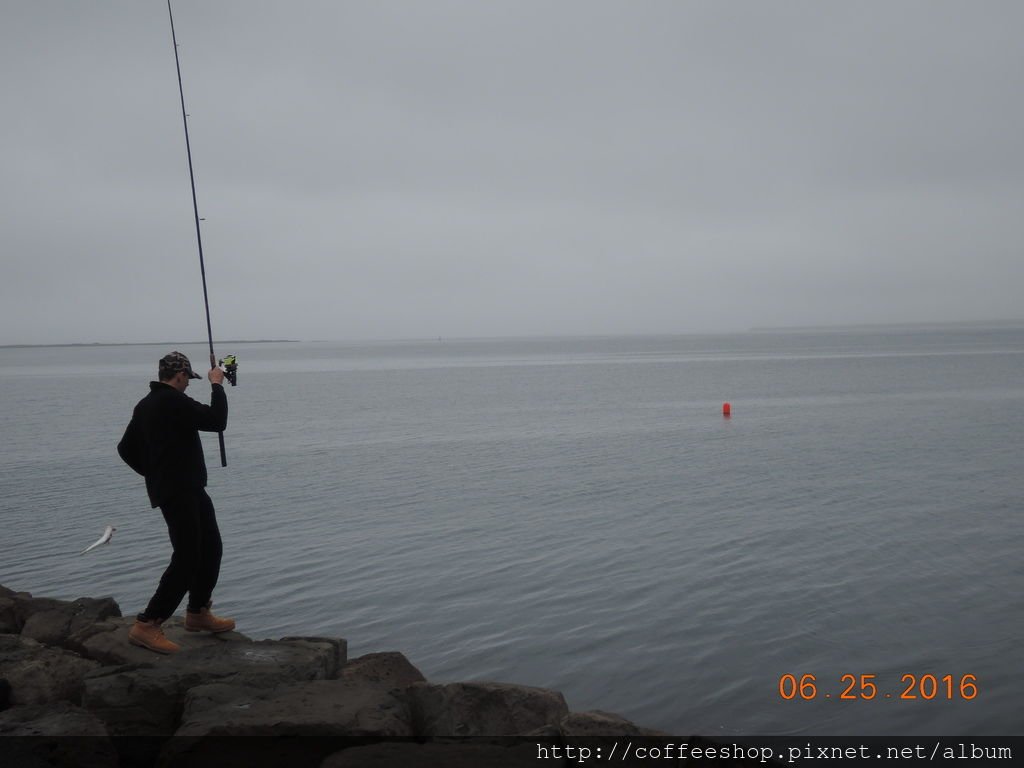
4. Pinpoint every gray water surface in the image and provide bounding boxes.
[2,328,1022,735]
